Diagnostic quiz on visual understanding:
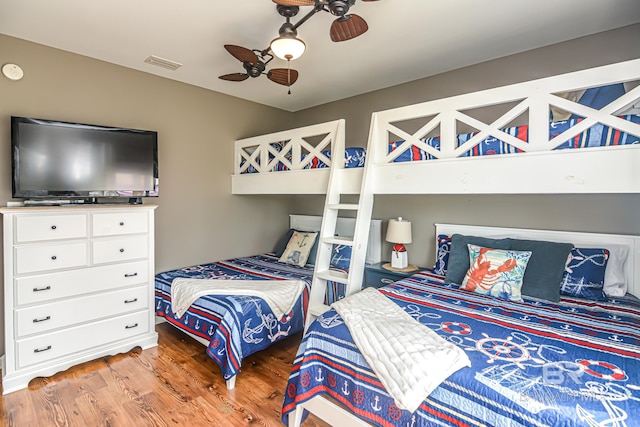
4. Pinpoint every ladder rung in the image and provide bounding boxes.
[322,236,354,246]
[327,203,359,211]
[309,303,331,317]
[316,269,349,284]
